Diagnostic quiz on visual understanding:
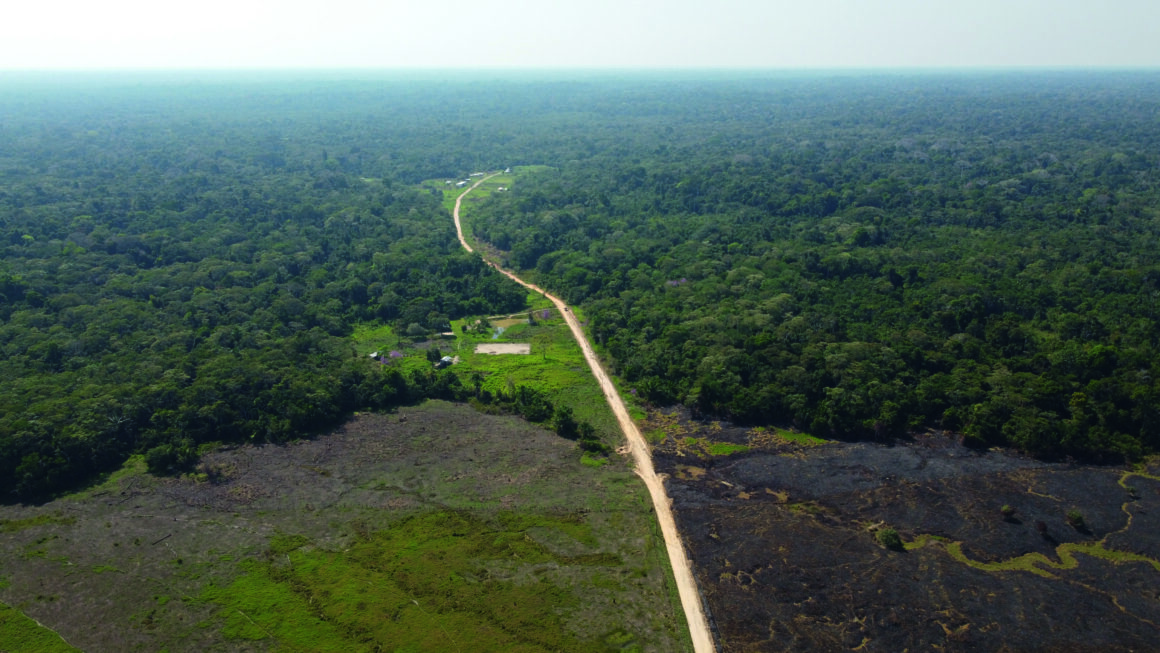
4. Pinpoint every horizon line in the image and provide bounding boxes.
[2,65,1160,75]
